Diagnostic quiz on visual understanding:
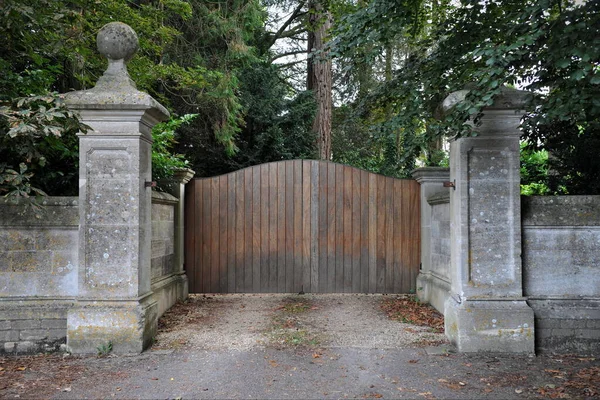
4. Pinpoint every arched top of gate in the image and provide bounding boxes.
[190,159,418,184]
